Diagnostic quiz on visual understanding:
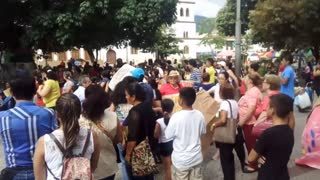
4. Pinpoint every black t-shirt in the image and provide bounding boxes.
[255,125,294,180]
[127,102,157,146]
